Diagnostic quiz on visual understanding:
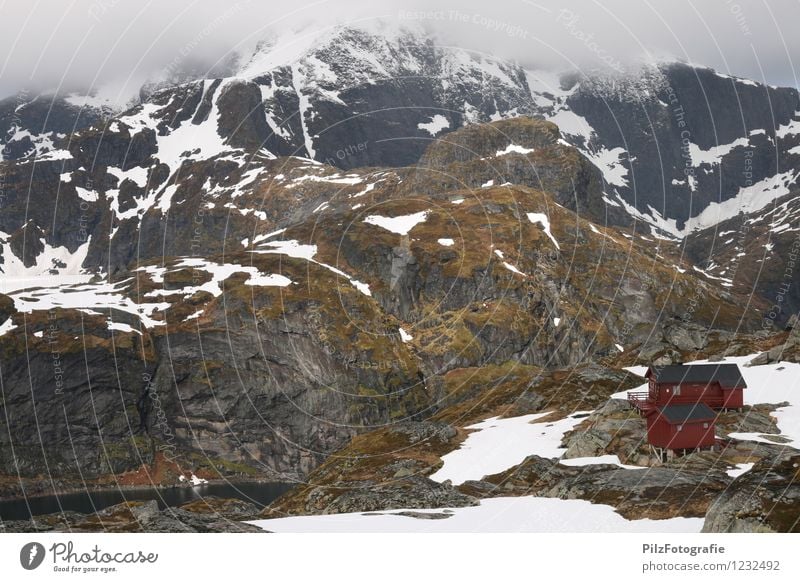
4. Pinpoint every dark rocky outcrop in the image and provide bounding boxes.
[0,498,265,533]
[566,63,800,226]
[703,454,800,532]
[0,294,16,323]
[216,80,271,150]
